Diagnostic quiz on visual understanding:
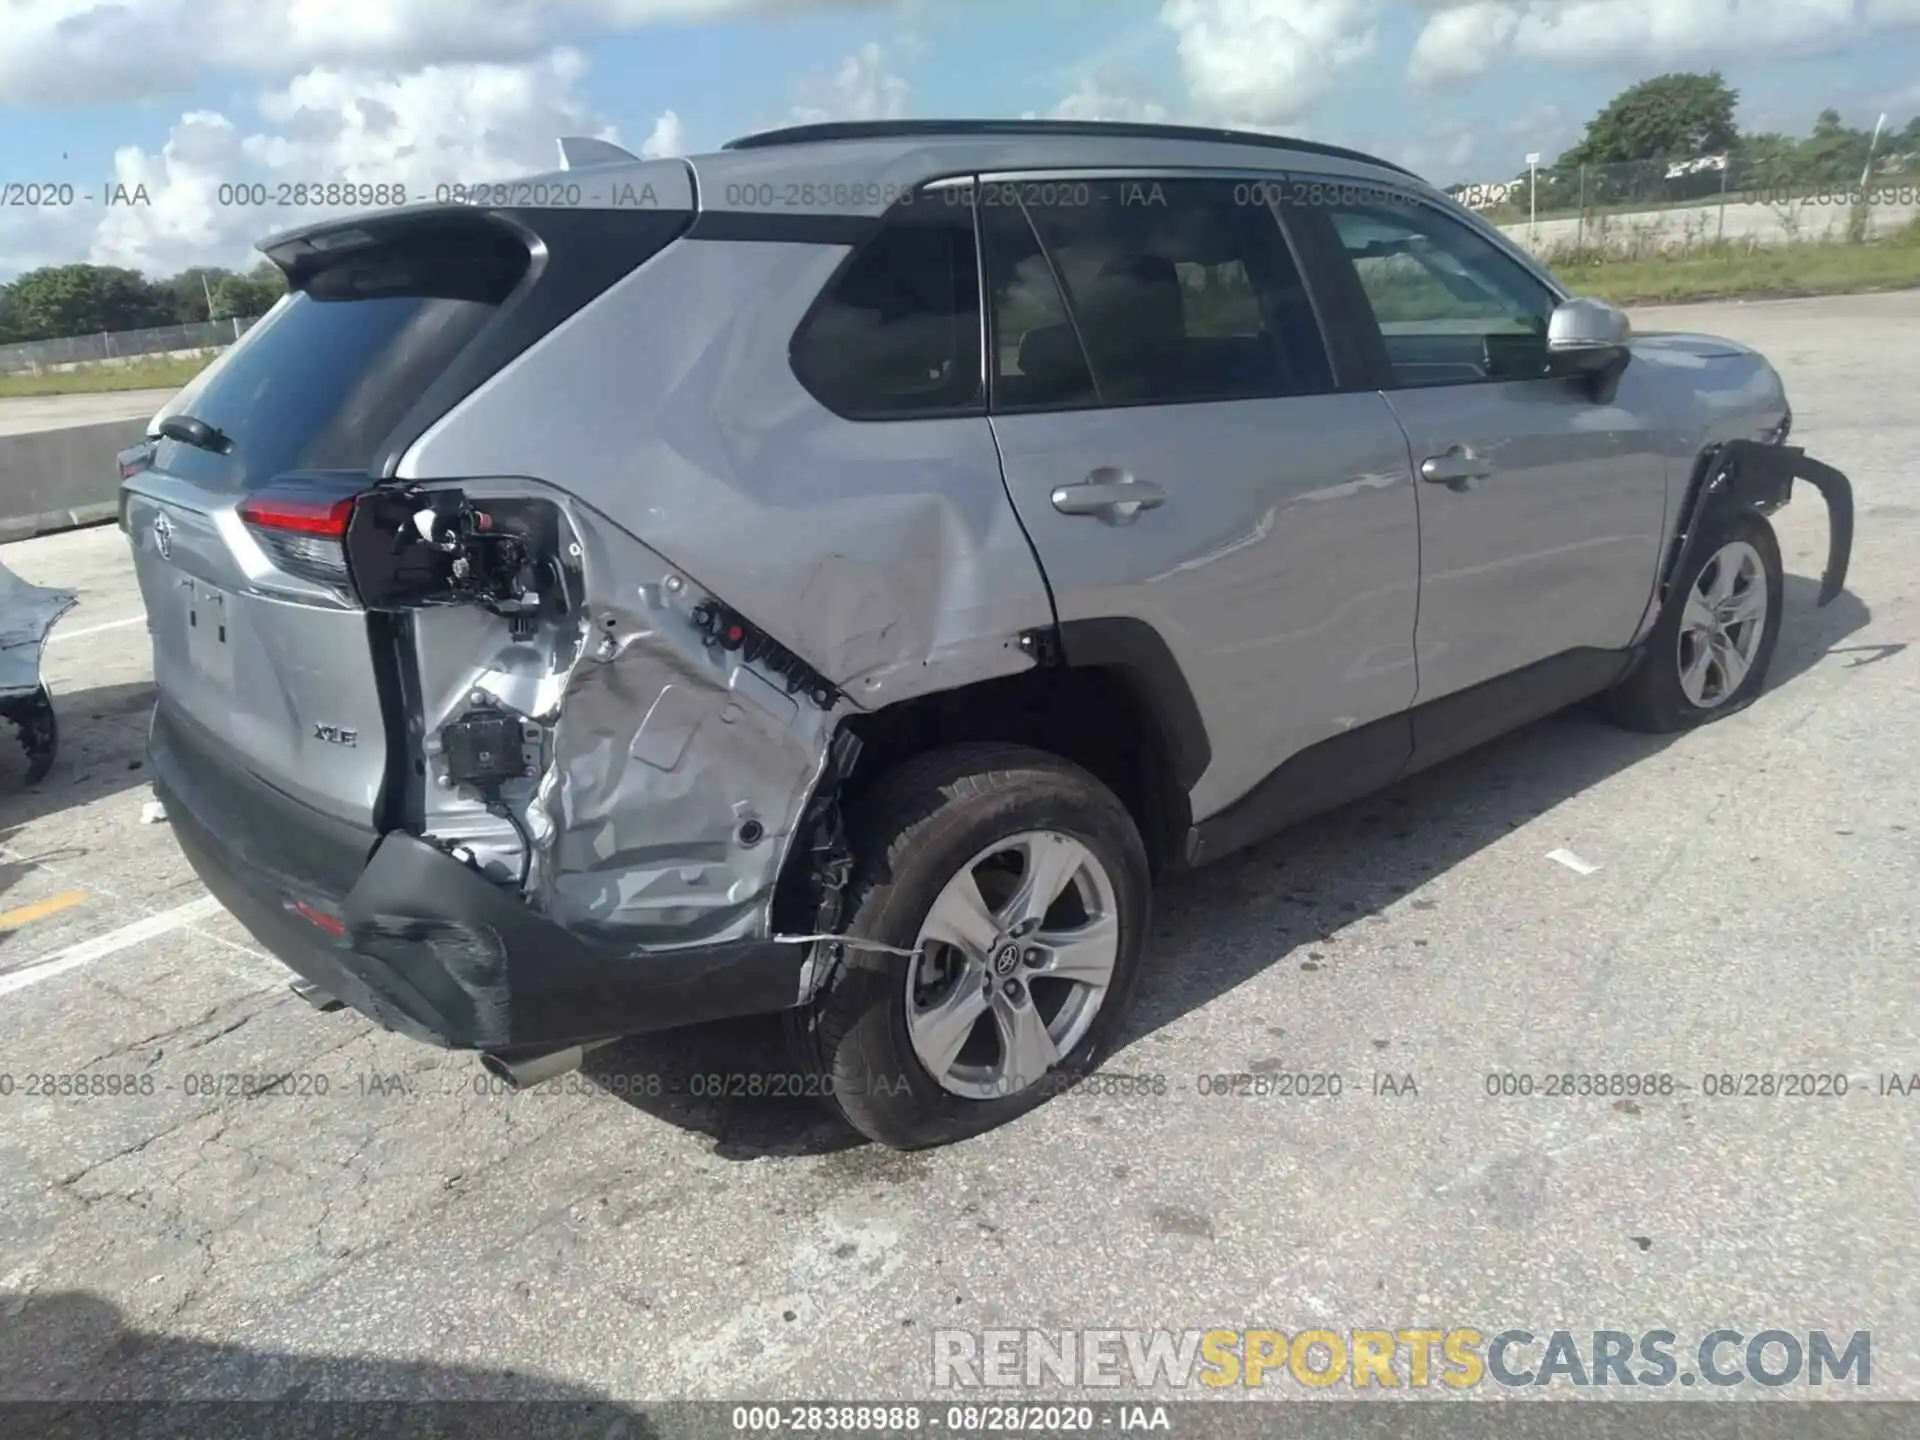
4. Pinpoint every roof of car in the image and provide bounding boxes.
[721,119,1422,179]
